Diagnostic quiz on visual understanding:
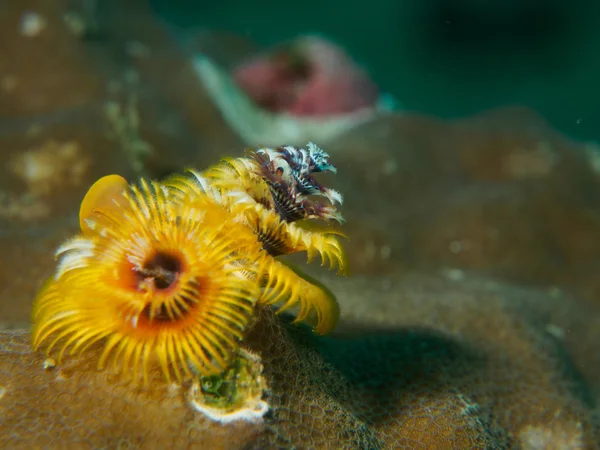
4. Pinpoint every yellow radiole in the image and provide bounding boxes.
[32,142,346,384]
